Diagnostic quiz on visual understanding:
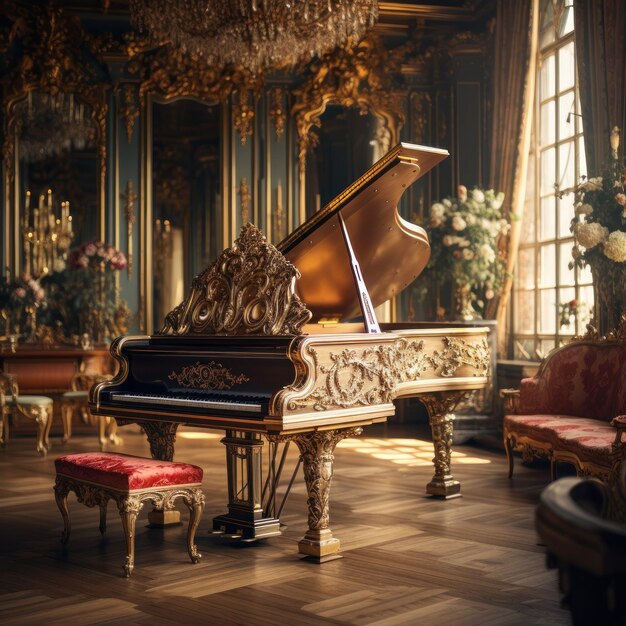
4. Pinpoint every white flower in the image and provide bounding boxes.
[480,244,496,263]
[451,215,467,231]
[458,238,471,247]
[442,198,452,208]
[603,230,626,263]
[615,193,626,206]
[582,177,603,191]
[485,289,495,300]
[465,214,476,225]
[576,203,593,215]
[430,217,443,227]
[472,189,485,204]
[575,222,609,249]
[462,248,474,260]
[430,202,446,219]
[442,235,454,246]
[490,192,505,210]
